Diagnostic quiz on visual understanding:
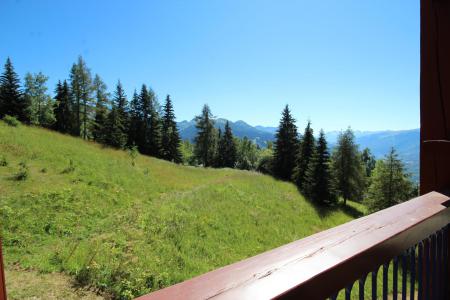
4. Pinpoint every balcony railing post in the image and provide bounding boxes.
[0,240,6,300]
[420,0,450,297]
